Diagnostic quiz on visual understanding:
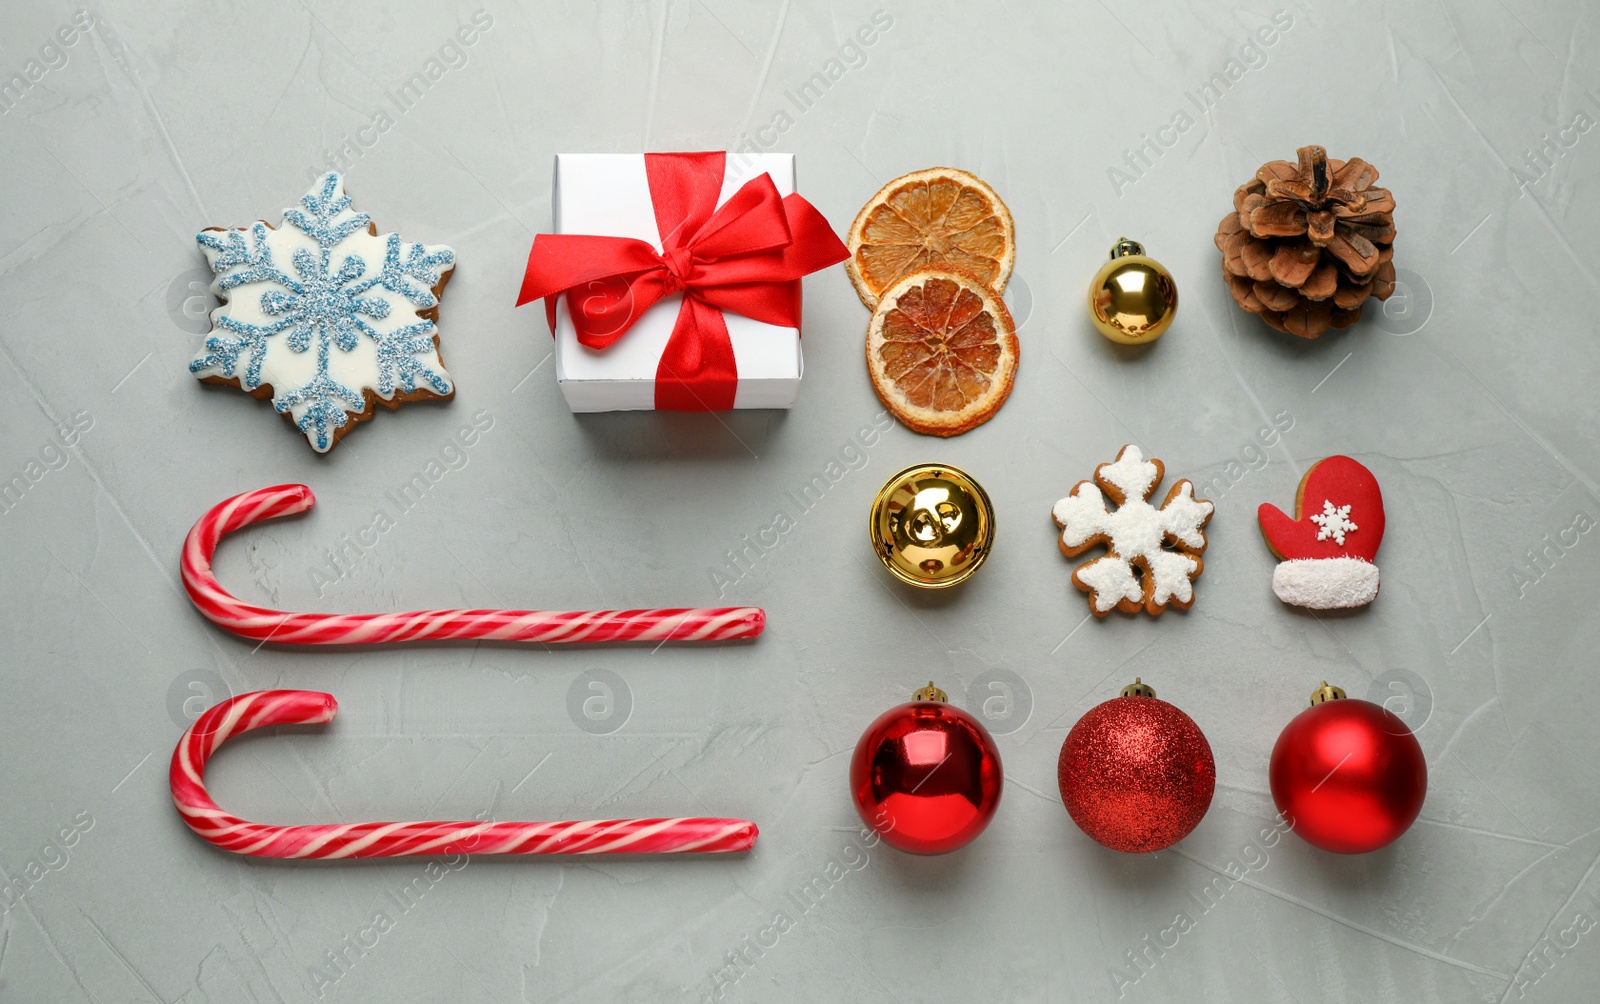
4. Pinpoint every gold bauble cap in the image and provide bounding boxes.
[1309,680,1347,706]
[869,463,995,589]
[1088,236,1178,345]
[913,681,948,702]
[1120,677,1157,699]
